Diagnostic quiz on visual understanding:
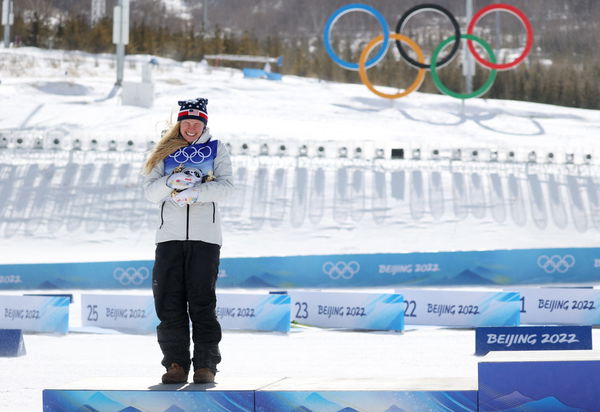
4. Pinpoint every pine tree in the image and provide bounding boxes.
[88,17,112,54]
[25,11,49,47]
